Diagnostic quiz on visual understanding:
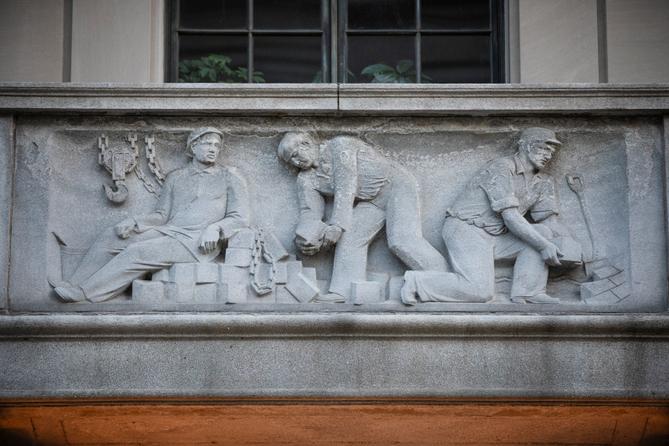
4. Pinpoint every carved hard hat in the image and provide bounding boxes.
[519,127,562,146]
[187,127,223,147]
